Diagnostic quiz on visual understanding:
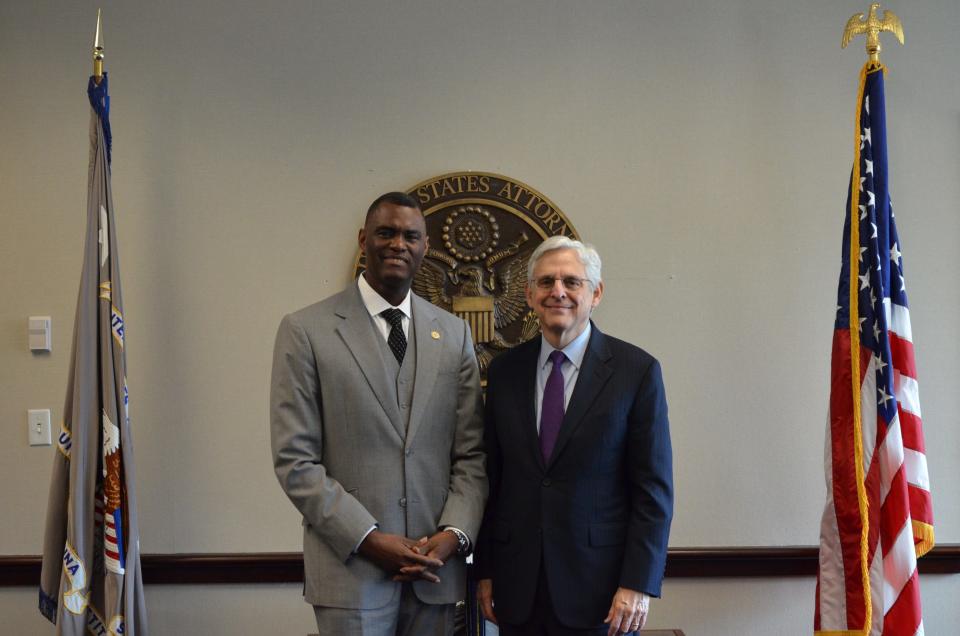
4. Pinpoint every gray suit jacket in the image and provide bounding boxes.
[271,283,487,608]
